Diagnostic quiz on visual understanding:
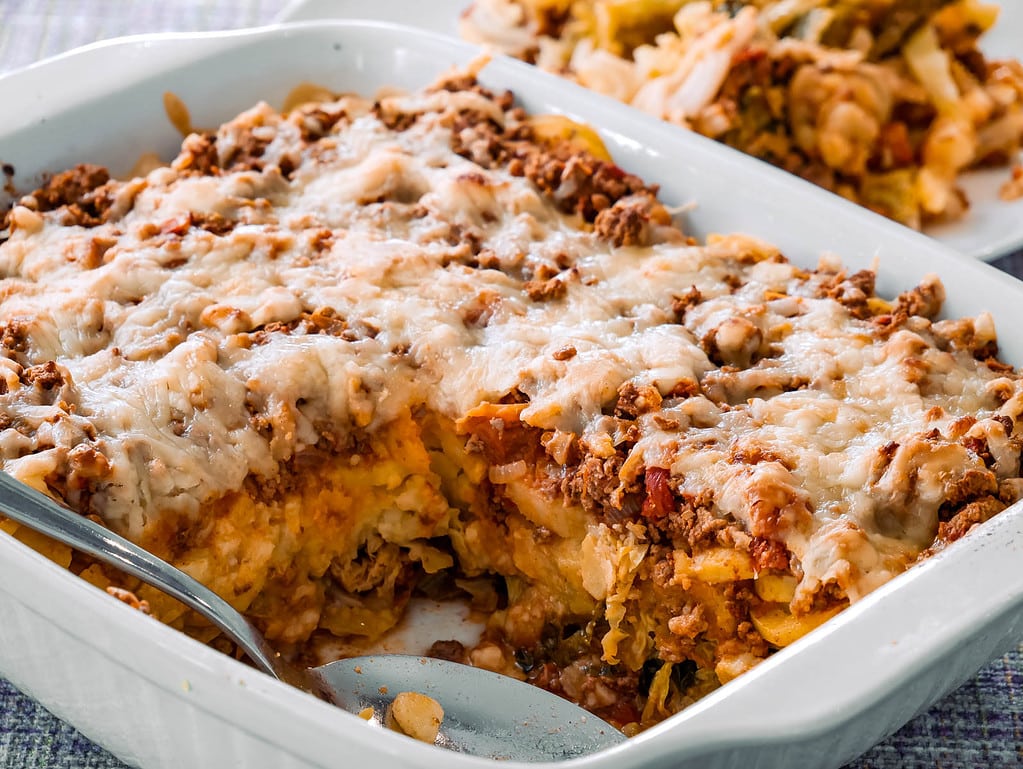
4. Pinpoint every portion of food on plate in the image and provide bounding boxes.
[460,0,1023,230]
[2,63,1022,734]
